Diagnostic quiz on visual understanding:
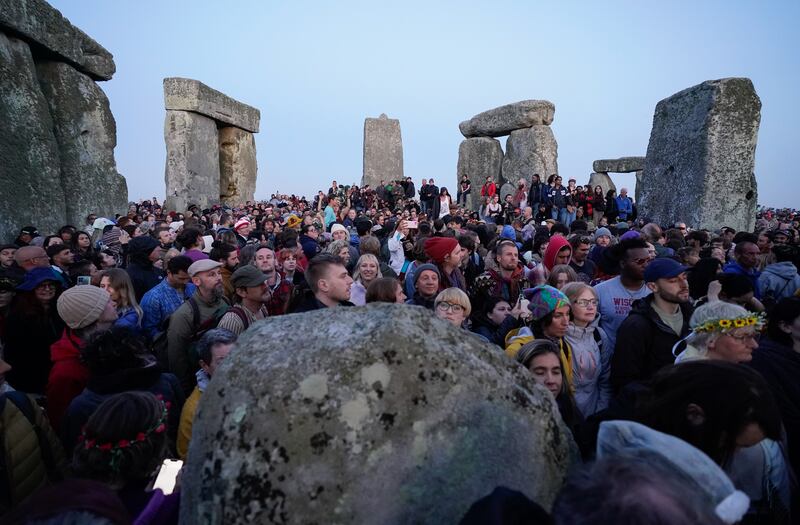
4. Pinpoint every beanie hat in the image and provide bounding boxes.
[620,230,641,241]
[500,225,516,241]
[234,218,251,231]
[128,235,160,256]
[57,285,110,329]
[413,263,441,285]
[594,227,612,241]
[424,237,459,265]
[330,223,348,235]
[523,285,570,321]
